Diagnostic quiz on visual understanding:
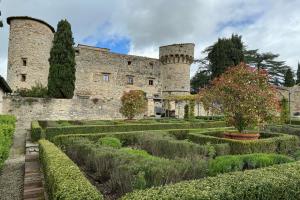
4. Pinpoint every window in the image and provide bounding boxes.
[128,61,132,65]
[103,73,110,82]
[21,74,26,82]
[127,76,134,85]
[149,79,154,86]
[22,58,27,66]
